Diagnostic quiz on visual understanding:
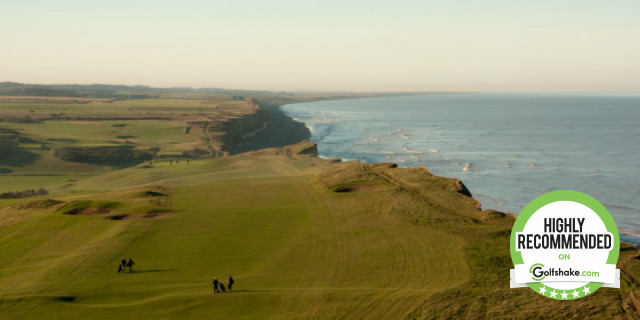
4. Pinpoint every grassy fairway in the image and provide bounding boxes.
[0,97,261,194]
[1,144,639,319]
[0,145,473,319]
[2,91,640,318]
